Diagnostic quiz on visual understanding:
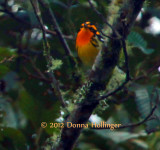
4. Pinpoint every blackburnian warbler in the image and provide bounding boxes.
[76,21,104,67]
